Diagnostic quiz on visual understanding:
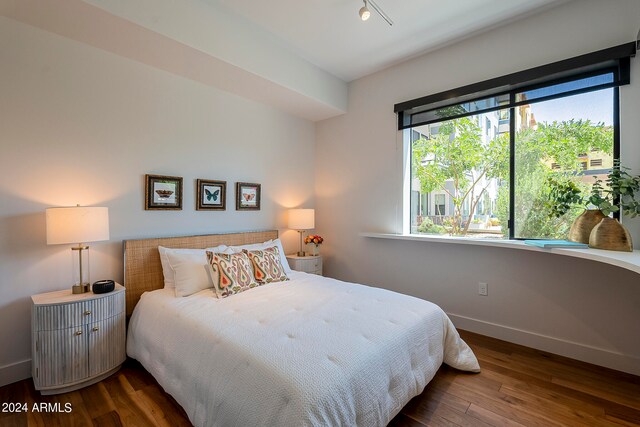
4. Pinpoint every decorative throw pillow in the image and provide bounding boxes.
[227,239,292,273]
[206,251,259,298]
[244,246,289,285]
